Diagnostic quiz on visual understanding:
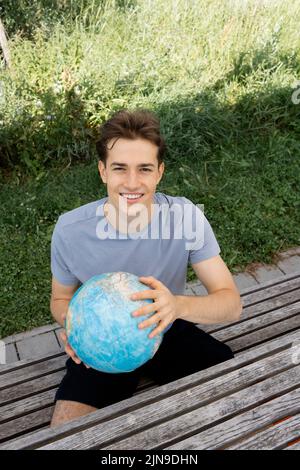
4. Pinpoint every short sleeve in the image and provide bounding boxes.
[181,198,220,264]
[51,222,79,285]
